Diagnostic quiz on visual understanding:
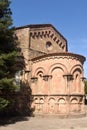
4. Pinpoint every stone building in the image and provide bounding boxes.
[15,24,86,117]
